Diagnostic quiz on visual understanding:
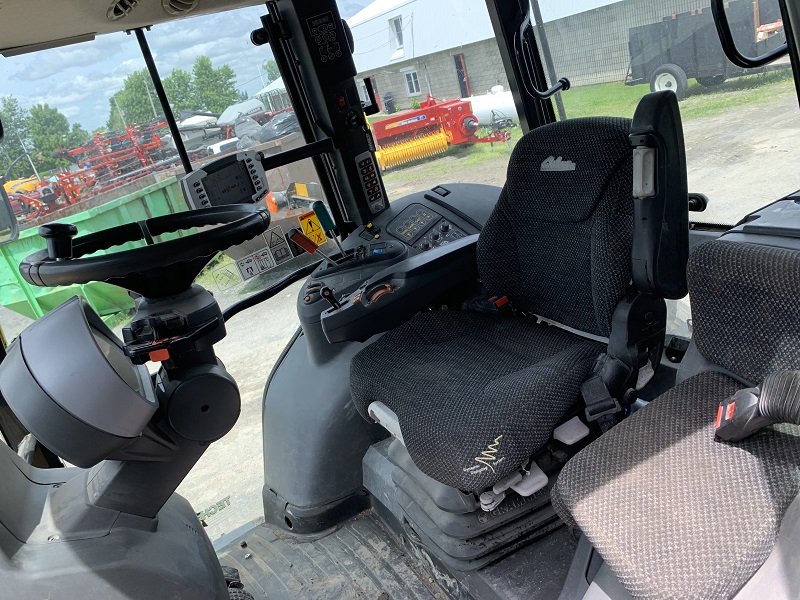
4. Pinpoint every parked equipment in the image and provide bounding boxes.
[372,95,511,170]
[626,0,787,99]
